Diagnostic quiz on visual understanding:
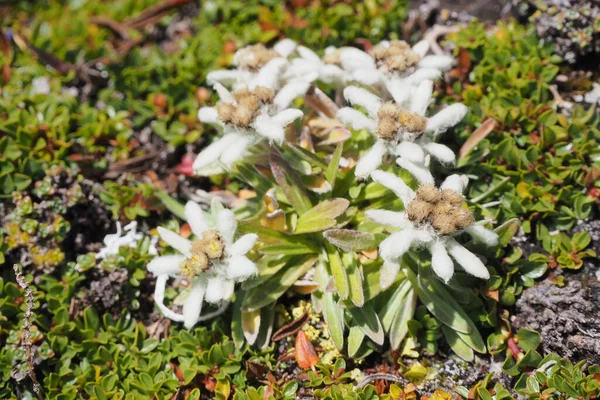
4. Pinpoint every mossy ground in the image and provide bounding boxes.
[1,1,599,399]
